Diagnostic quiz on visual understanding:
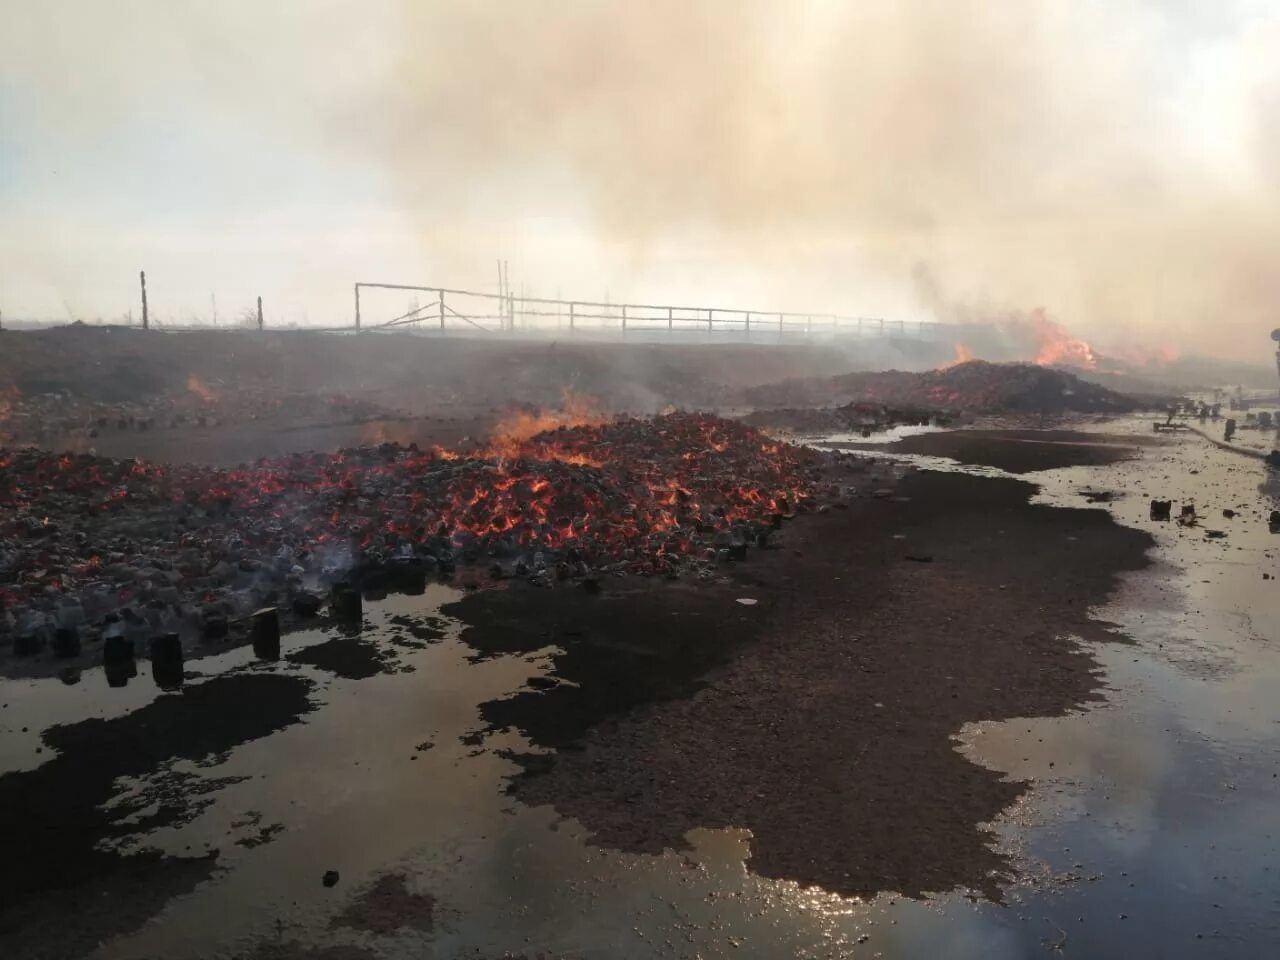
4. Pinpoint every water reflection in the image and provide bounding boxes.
[105,658,138,688]
[4,424,1276,958]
